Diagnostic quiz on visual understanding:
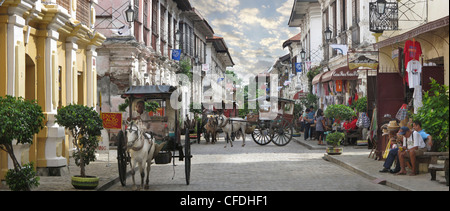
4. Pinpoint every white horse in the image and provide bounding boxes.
[217,114,247,148]
[126,121,164,190]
